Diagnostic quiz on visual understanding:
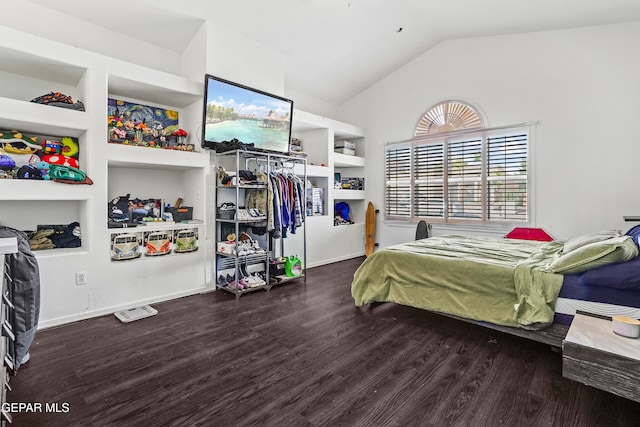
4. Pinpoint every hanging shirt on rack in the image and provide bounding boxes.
[266,174,275,232]
[293,175,305,227]
[268,169,306,238]
[285,174,295,235]
[278,175,295,237]
[270,174,282,239]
